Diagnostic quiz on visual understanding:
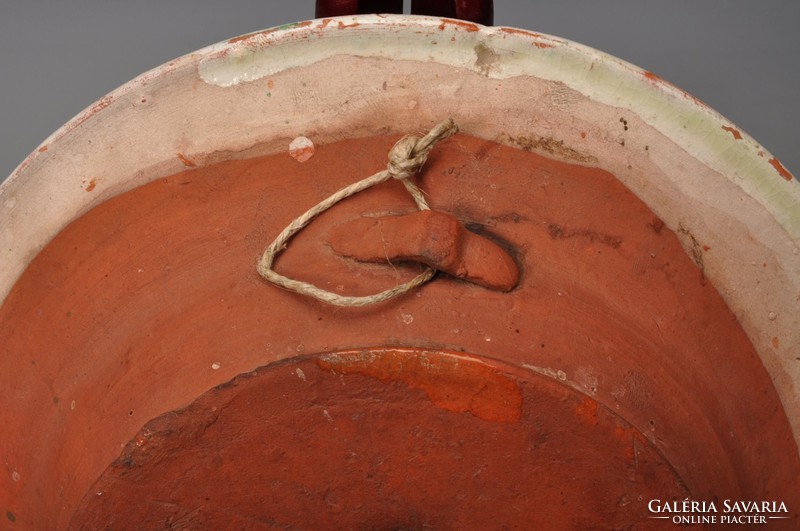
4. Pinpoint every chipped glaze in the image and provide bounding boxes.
[193,16,798,233]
